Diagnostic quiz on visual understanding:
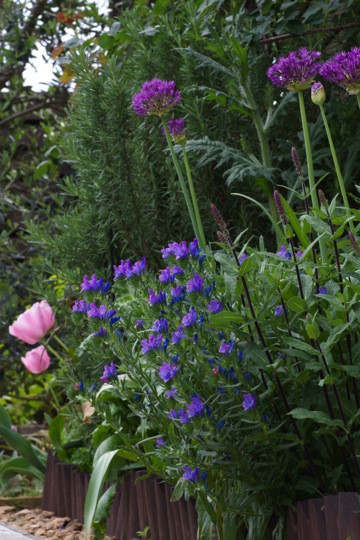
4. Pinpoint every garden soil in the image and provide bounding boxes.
[0,505,119,540]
